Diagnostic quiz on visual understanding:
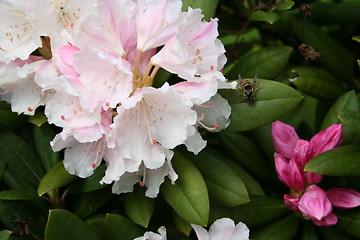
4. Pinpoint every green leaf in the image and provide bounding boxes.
[336,210,360,238]
[0,190,39,200]
[276,1,295,11]
[305,145,360,176]
[250,214,299,240]
[227,45,293,79]
[28,111,48,127]
[218,132,275,182]
[300,222,319,240]
[161,151,209,226]
[103,214,144,240]
[224,79,303,132]
[249,10,280,24]
[37,161,77,196]
[0,161,5,180]
[73,189,113,219]
[123,186,155,228]
[2,167,35,190]
[0,200,36,229]
[0,102,27,130]
[310,2,360,25]
[45,209,101,240]
[182,0,218,21]
[0,132,44,188]
[209,195,287,227]
[353,36,360,43]
[223,160,265,196]
[172,211,192,236]
[0,230,11,240]
[68,164,108,194]
[34,124,60,172]
[321,90,359,144]
[290,66,346,100]
[339,109,360,133]
[189,149,249,207]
